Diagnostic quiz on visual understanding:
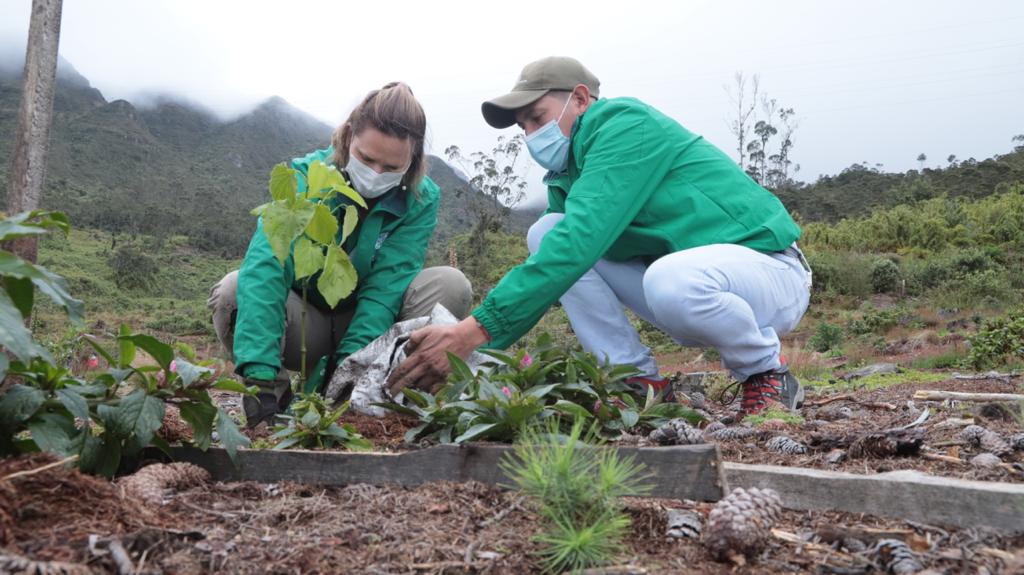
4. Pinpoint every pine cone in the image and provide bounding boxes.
[665,509,702,539]
[765,435,807,455]
[703,487,782,561]
[650,419,705,445]
[704,421,726,435]
[706,426,760,442]
[1011,433,1024,451]
[847,429,923,459]
[970,453,1002,468]
[960,425,1012,456]
[0,553,93,575]
[119,462,210,505]
[872,539,923,574]
[817,405,853,421]
[687,391,707,410]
